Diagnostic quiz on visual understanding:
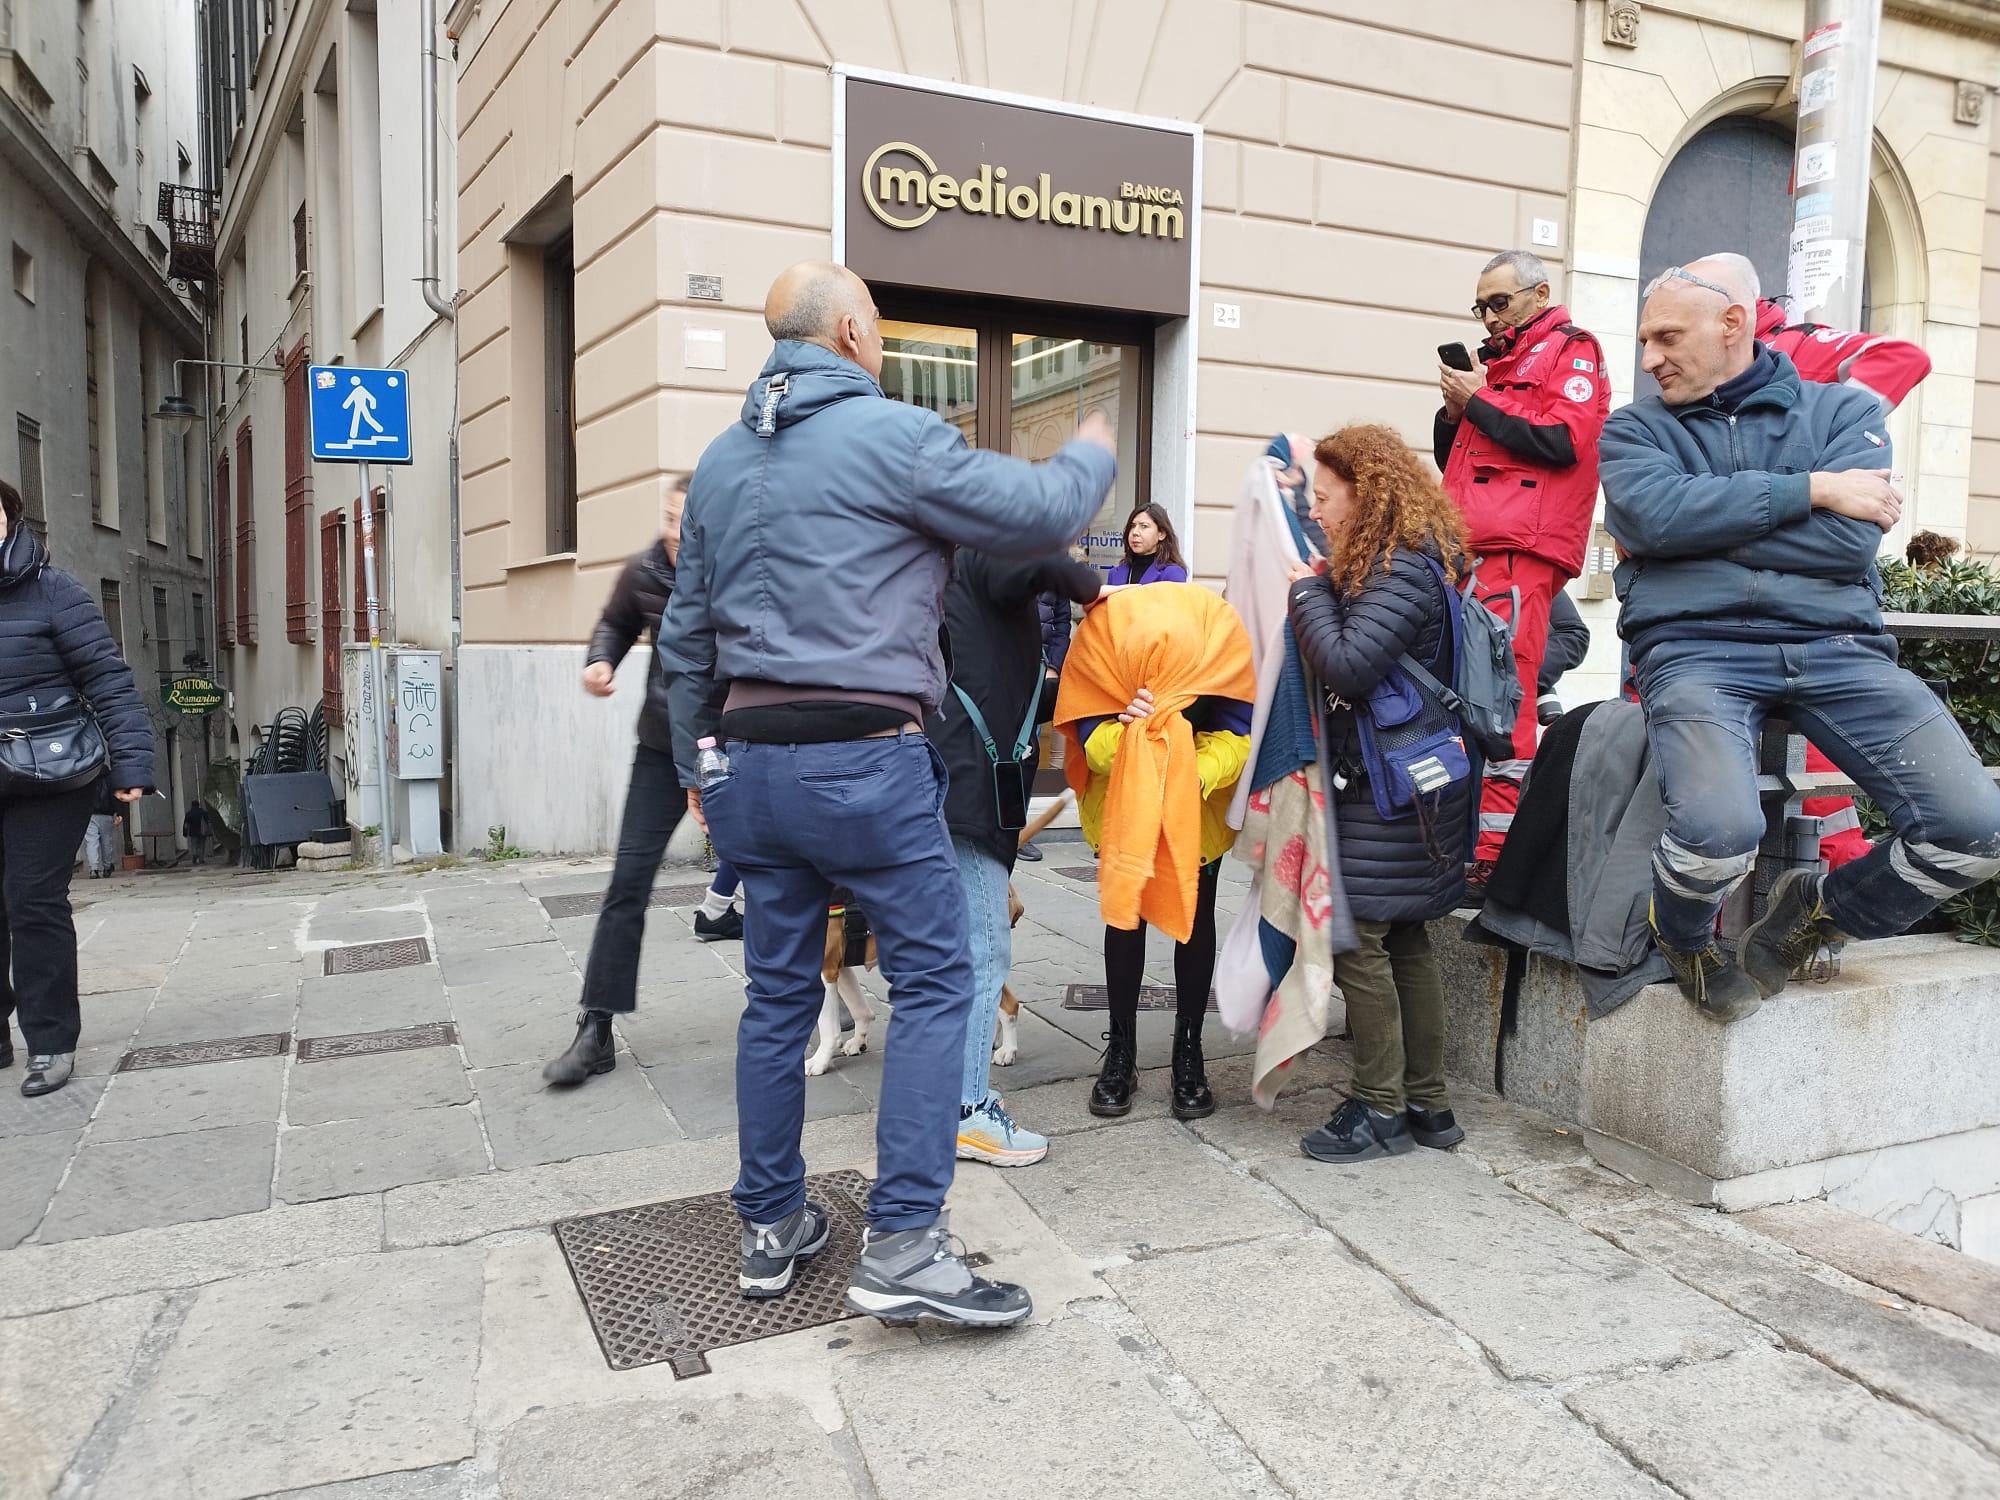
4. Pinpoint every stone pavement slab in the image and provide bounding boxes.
[158,957,304,1000]
[39,1122,277,1241]
[1112,1235,1663,1497]
[0,1129,75,1249]
[495,1394,860,1500]
[296,969,453,1039]
[1442,1087,1593,1176]
[471,1060,681,1168]
[277,1106,490,1202]
[77,958,172,994]
[1005,1117,1306,1259]
[1256,1145,1762,1380]
[611,990,747,1065]
[1742,1198,2000,1336]
[97,1247,482,1500]
[1594,1207,2000,1456]
[643,1051,872,1139]
[450,989,582,1069]
[134,989,299,1049]
[0,1074,107,1138]
[436,940,577,990]
[255,1461,472,1499]
[0,1292,166,1499]
[1565,1347,2000,1500]
[1025,998,1258,1071]
[87,1054,287,1142]
[1186,1086,1345,1164]
[306,906,430,945]
[836,1318,1236,1500]
[285,1045,472,1125]
[1507,1161,1657,1220]
[68,989,155,1076]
